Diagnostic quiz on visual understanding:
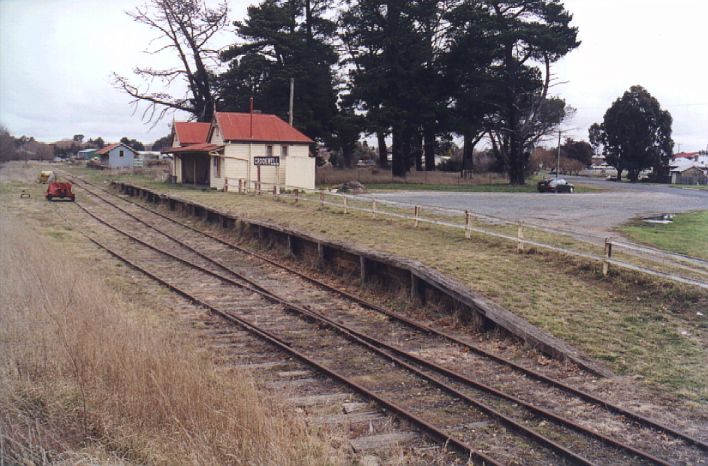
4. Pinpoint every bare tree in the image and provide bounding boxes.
[113,0,228,124]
